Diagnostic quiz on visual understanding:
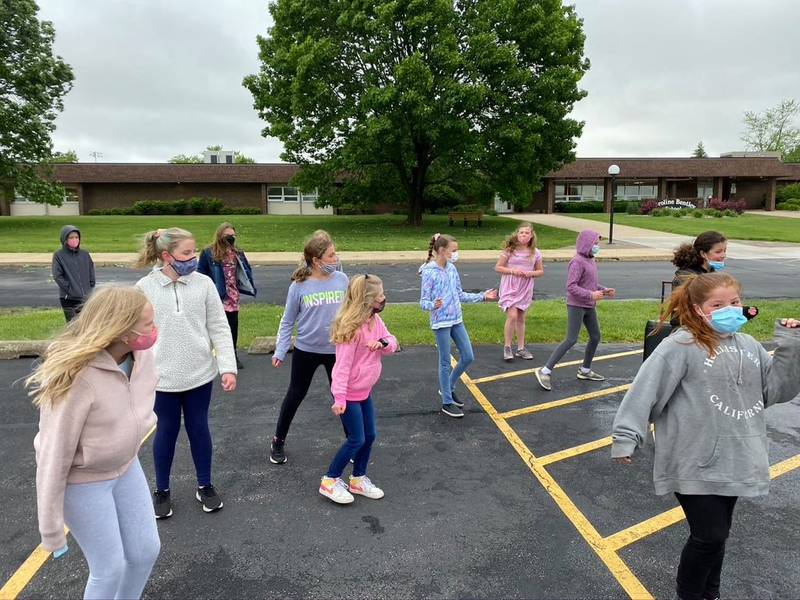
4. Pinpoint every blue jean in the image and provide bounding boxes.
[153,380,214,490]
[64,458,160,600]
[434,322,475,405]
[326,397,376,479]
